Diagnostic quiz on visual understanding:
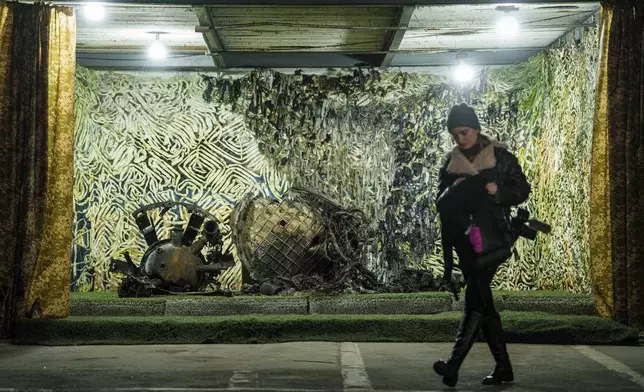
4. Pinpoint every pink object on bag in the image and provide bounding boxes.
[468,225,484,254]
